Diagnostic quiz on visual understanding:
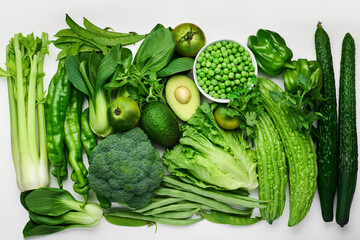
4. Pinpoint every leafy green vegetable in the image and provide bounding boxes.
[157,57,194,77]
[226,76,263,136]
[268,72,325,136]
[4,32,50,191]
[22,188,103,238]
[162,102,258,191]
